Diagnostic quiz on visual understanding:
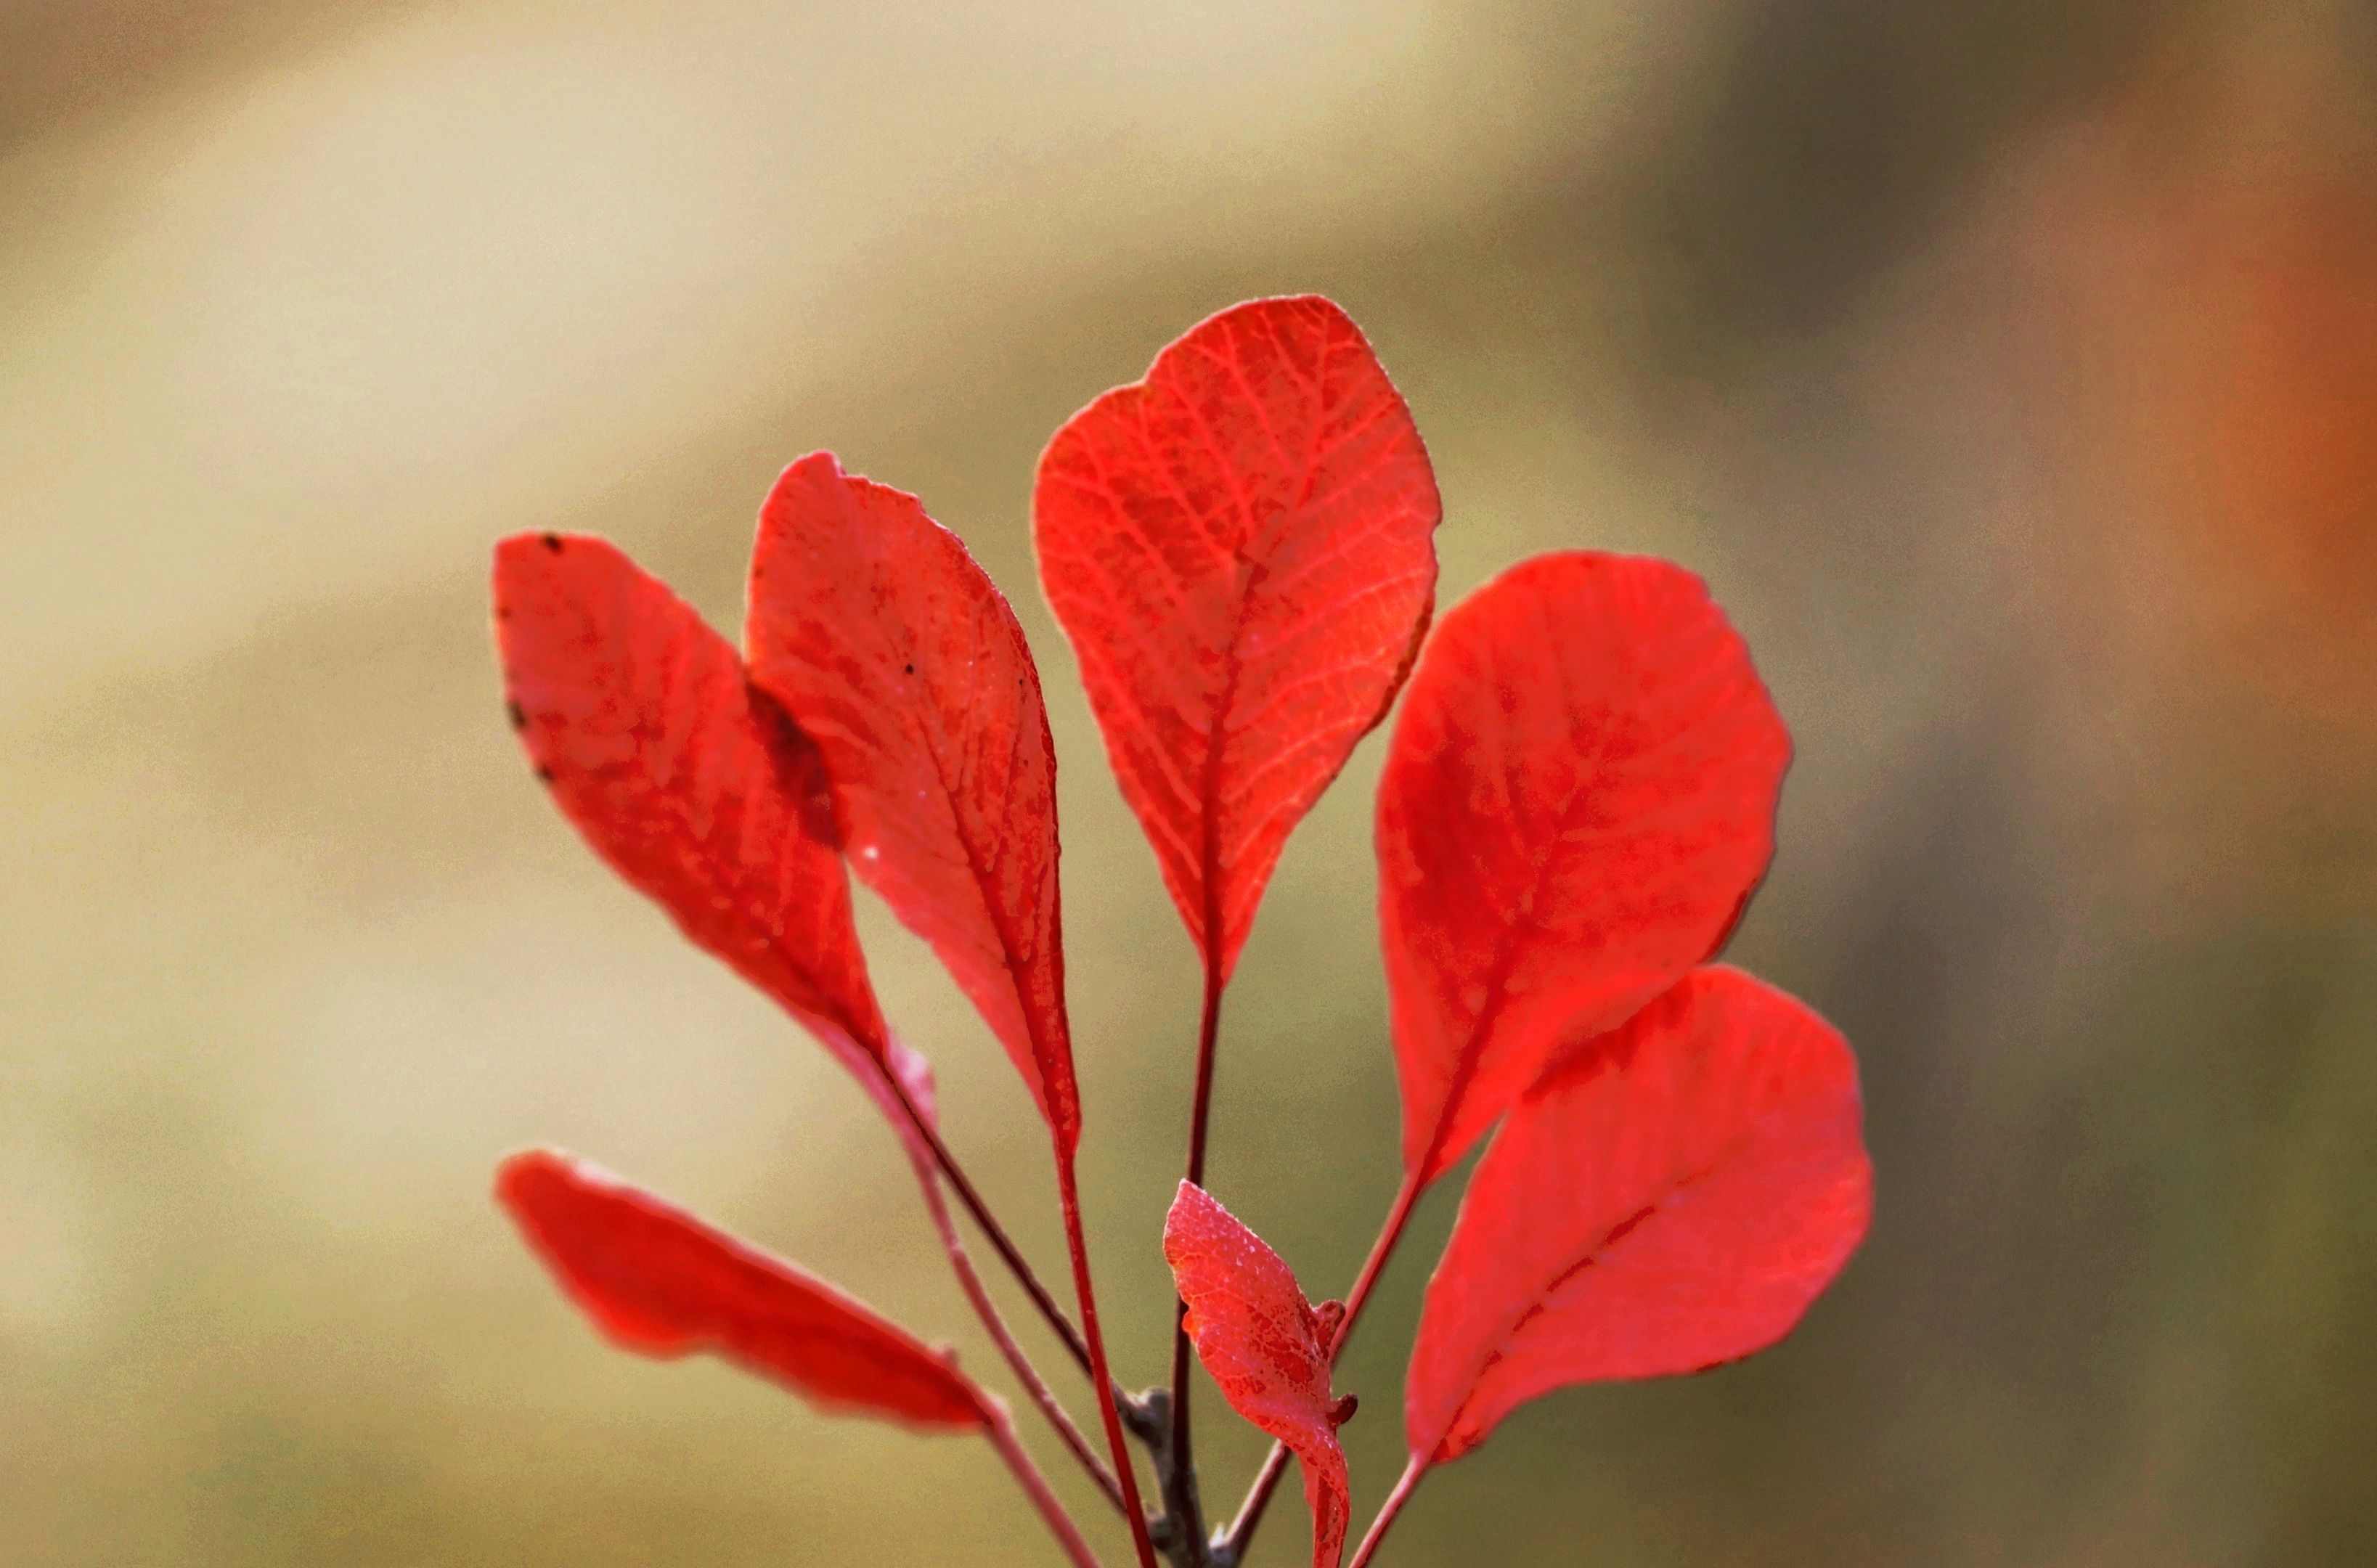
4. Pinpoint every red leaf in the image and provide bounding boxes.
[492,533,889,1075]
[1377,551,1791,1185]
[496,1148,991,1430]
[1035,296,1442,982]
[1405,966,1871,1466]
[746,455,1080,1148]
[1164,1181,1353,1568]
